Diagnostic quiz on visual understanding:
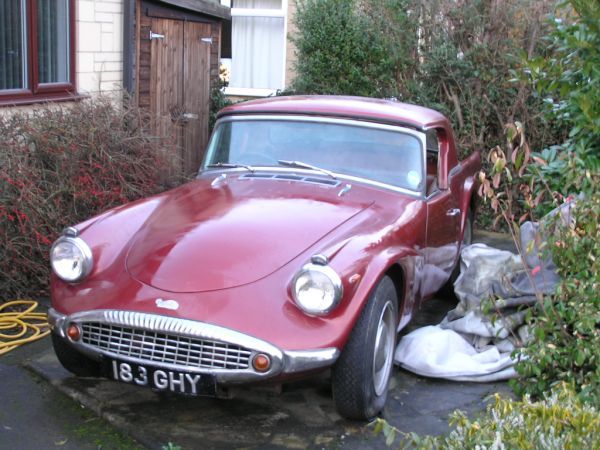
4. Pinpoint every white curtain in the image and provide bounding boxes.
[230,0,284,90]
[37,0,70,84]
